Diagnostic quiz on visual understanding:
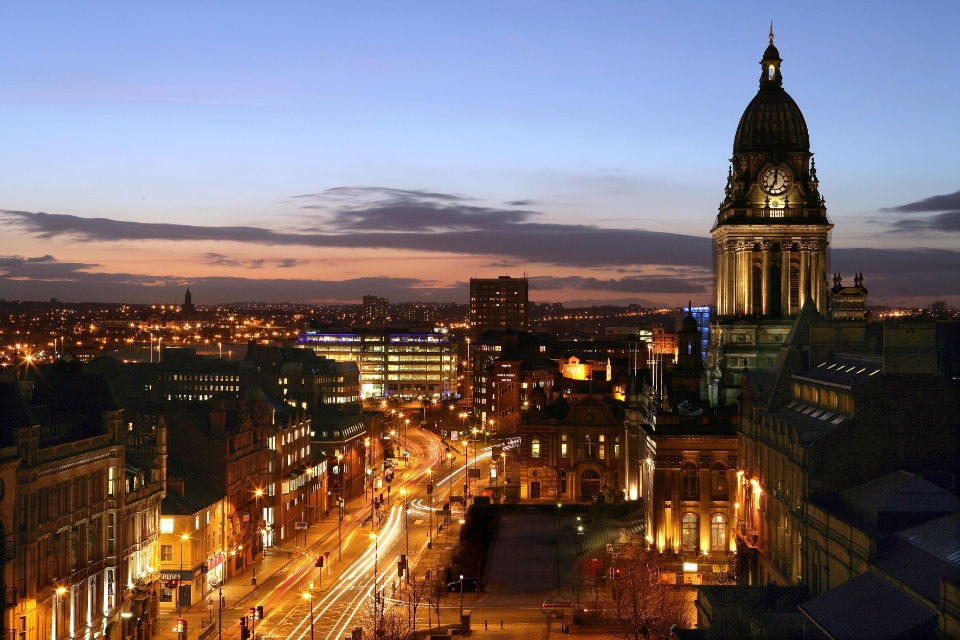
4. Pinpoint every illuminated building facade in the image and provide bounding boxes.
[2,360,165,640]
[518,396,627,502]
[706,30,832,407]
[469,276,528,339]
[298,327,455,399]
